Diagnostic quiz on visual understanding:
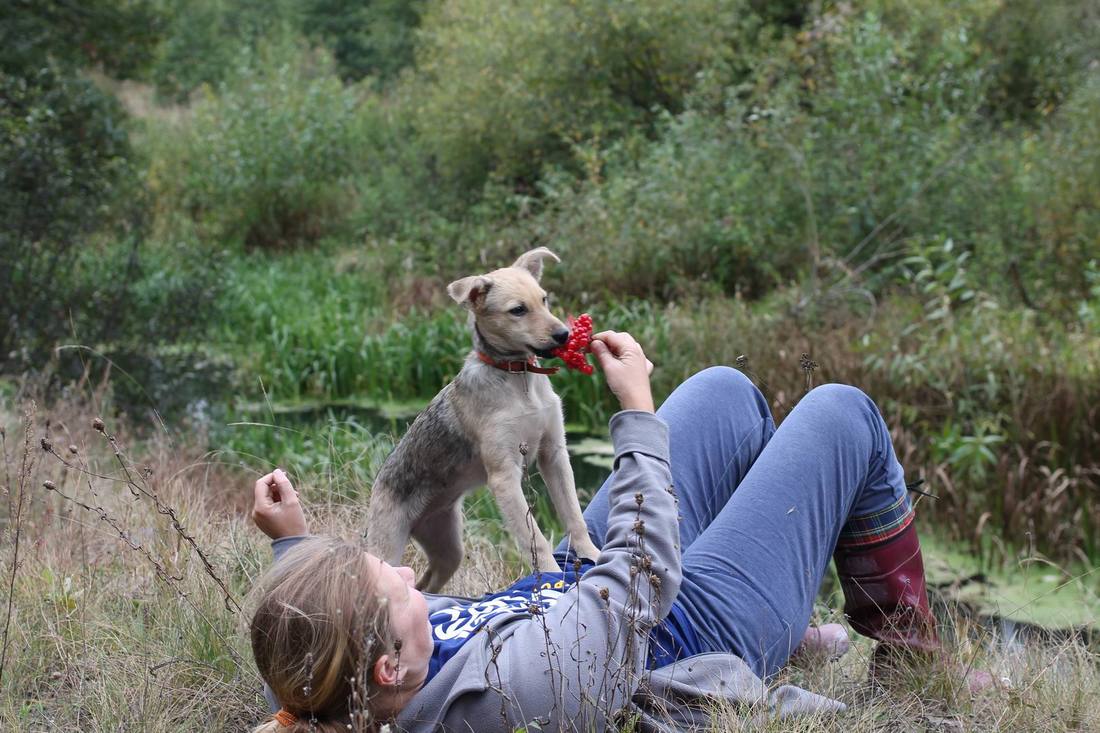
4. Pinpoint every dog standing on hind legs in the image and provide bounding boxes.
[366,247,601,592]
